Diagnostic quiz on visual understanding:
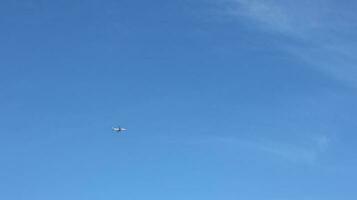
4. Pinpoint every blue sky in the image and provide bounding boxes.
[1,0,357,199]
